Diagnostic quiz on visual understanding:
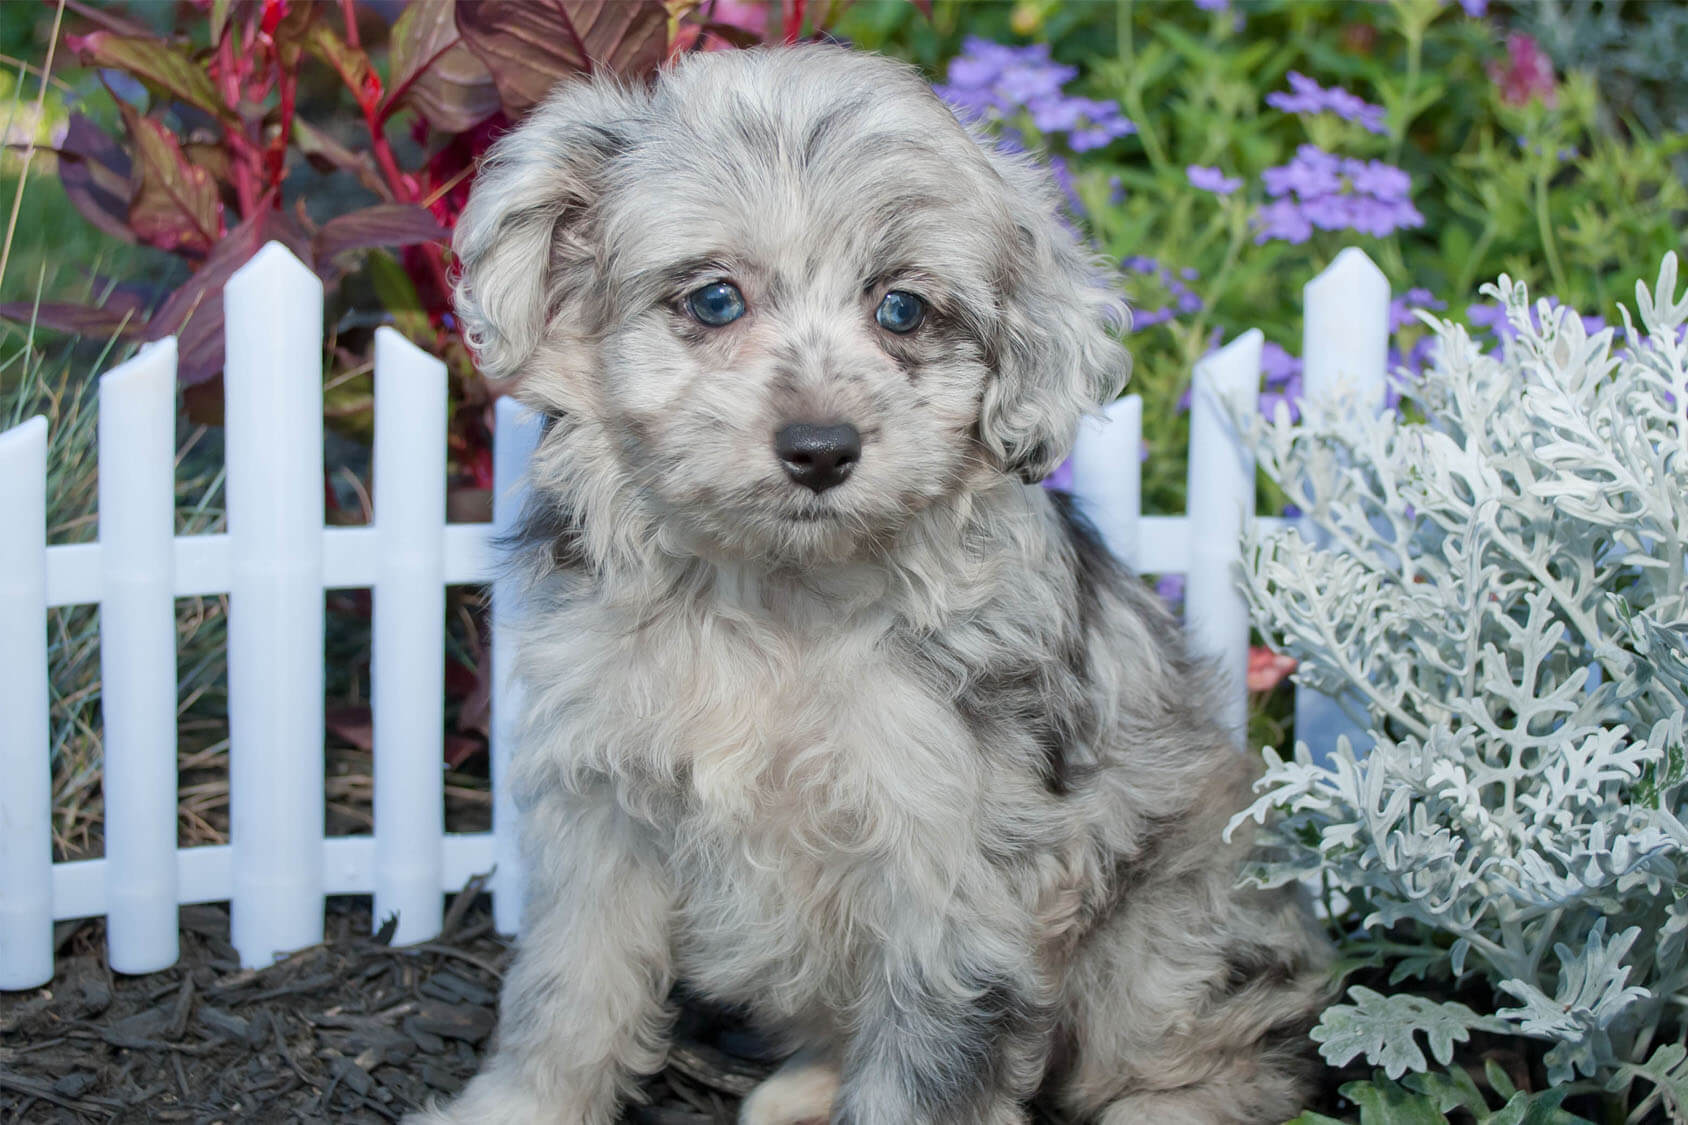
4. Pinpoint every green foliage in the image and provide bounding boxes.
[842,0,1688,514]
